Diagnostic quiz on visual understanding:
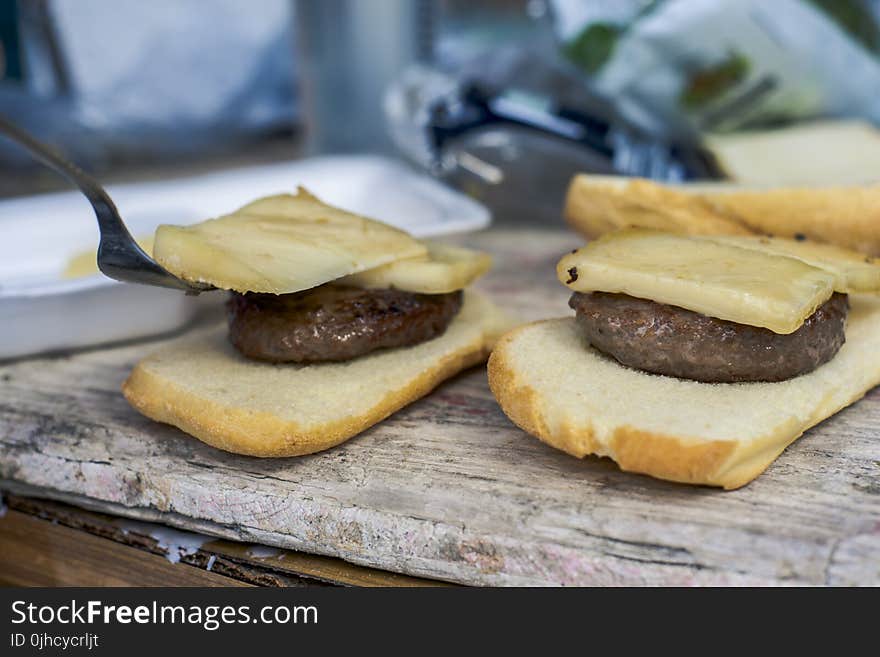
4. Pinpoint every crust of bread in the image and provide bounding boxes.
[488,295,880,489]
[564,174,880,256]
[124,291,512,457]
